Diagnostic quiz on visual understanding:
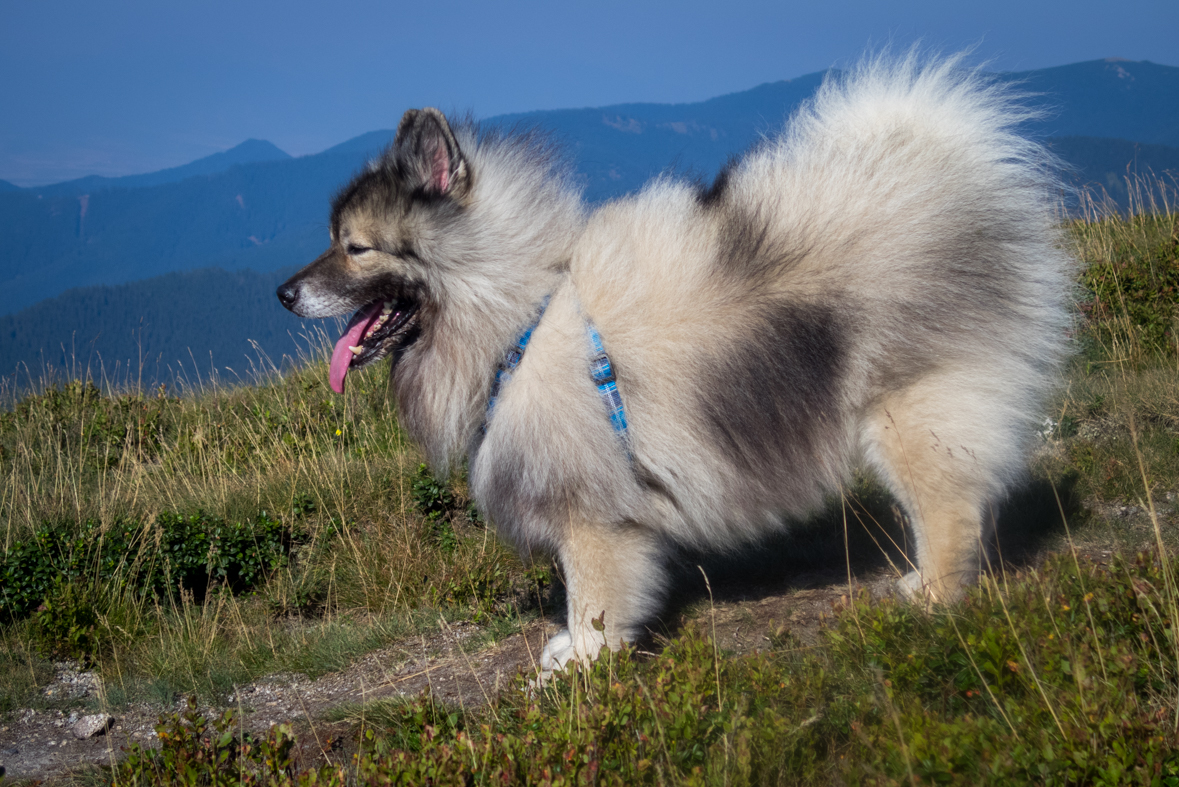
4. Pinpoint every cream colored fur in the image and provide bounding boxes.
[473,54,1071,668]
[286,54,1073,673]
